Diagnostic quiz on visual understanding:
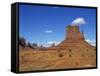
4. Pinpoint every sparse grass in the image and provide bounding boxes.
[19,47,96,71]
